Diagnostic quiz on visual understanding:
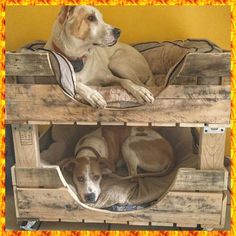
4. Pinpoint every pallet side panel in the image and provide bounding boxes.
[6,52,54,76]
[171,168,227,191]
[12,166,67,188]
[6,84,230,124]
[15,188,223,226]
